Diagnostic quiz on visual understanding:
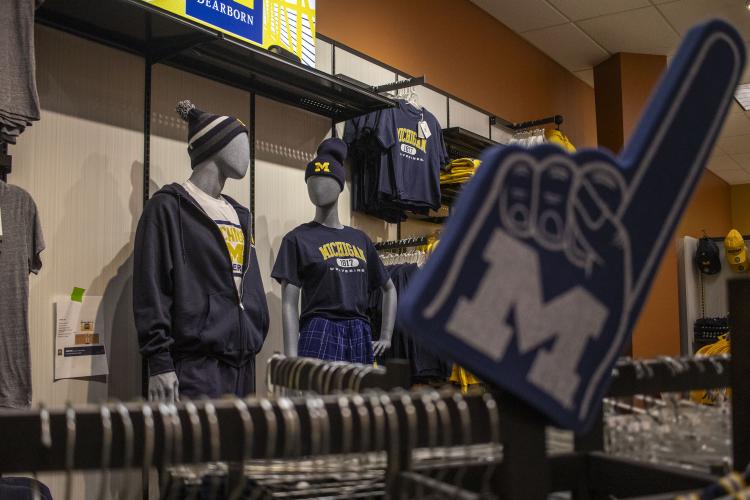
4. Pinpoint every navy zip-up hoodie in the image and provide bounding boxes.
[133,183,269,375]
